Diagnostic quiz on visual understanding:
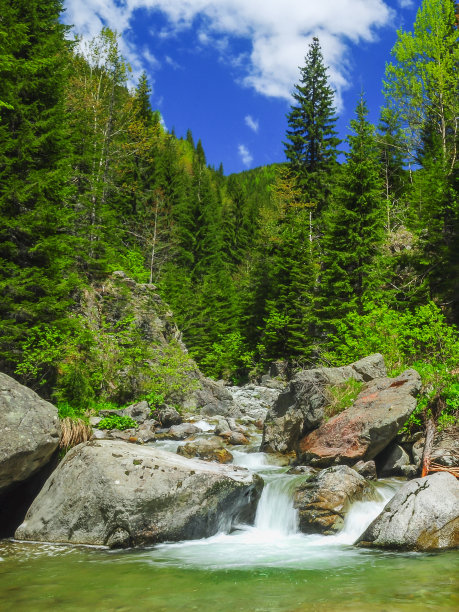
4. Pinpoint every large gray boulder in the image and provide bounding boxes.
[293,465,368,534]
[357,472,459,551]
[298,369,421,467]
[0,372,60,493]
[15,440,262,548]
[261,354,387,453]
